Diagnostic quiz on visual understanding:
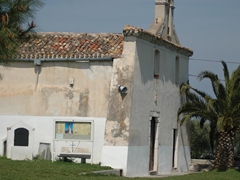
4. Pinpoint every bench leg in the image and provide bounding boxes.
[81,158,86,163]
